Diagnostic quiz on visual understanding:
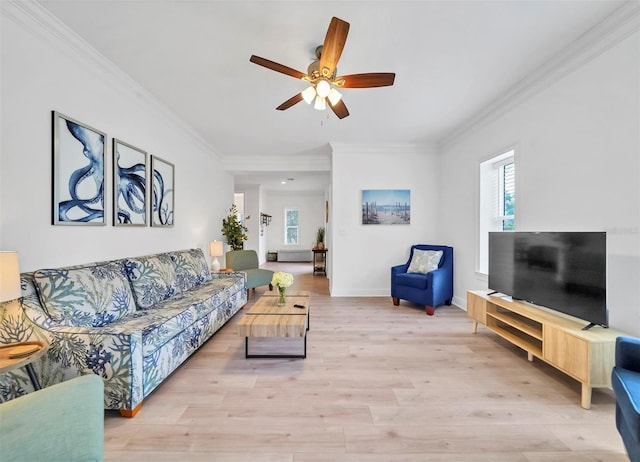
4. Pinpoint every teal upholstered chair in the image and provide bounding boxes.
[225,250,274,296]
[0,374,104,461]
